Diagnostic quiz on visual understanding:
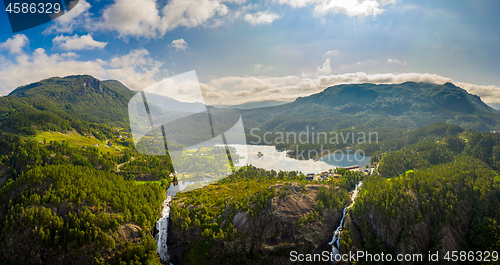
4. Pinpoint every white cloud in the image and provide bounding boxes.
[0,34,29,54]
[317,59,332,75]
[325,49,340,56]
[254,63,275,71]
[46,0,240,38]
[53,34,107,50]
[200,72,500,104]
[315,0,383,16]
[101,0,161,38]
[160,0,230,33]
[454,82,500,104]
[244,11,281,25]
[387,58,408,66]
[44,0,93,34]
[108,49,160,69]
[0,48,104,95]
[44,0,398,38]
[57,0,92,25]
[225,0,248,3]
[0,37,162,95]
[171,39,188,51]
[60,52,80,58]
[97,0,232,38]
[2,36,499,105]
[278,0,399,17]
[200,83,230,99]
[105,50,162,90]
